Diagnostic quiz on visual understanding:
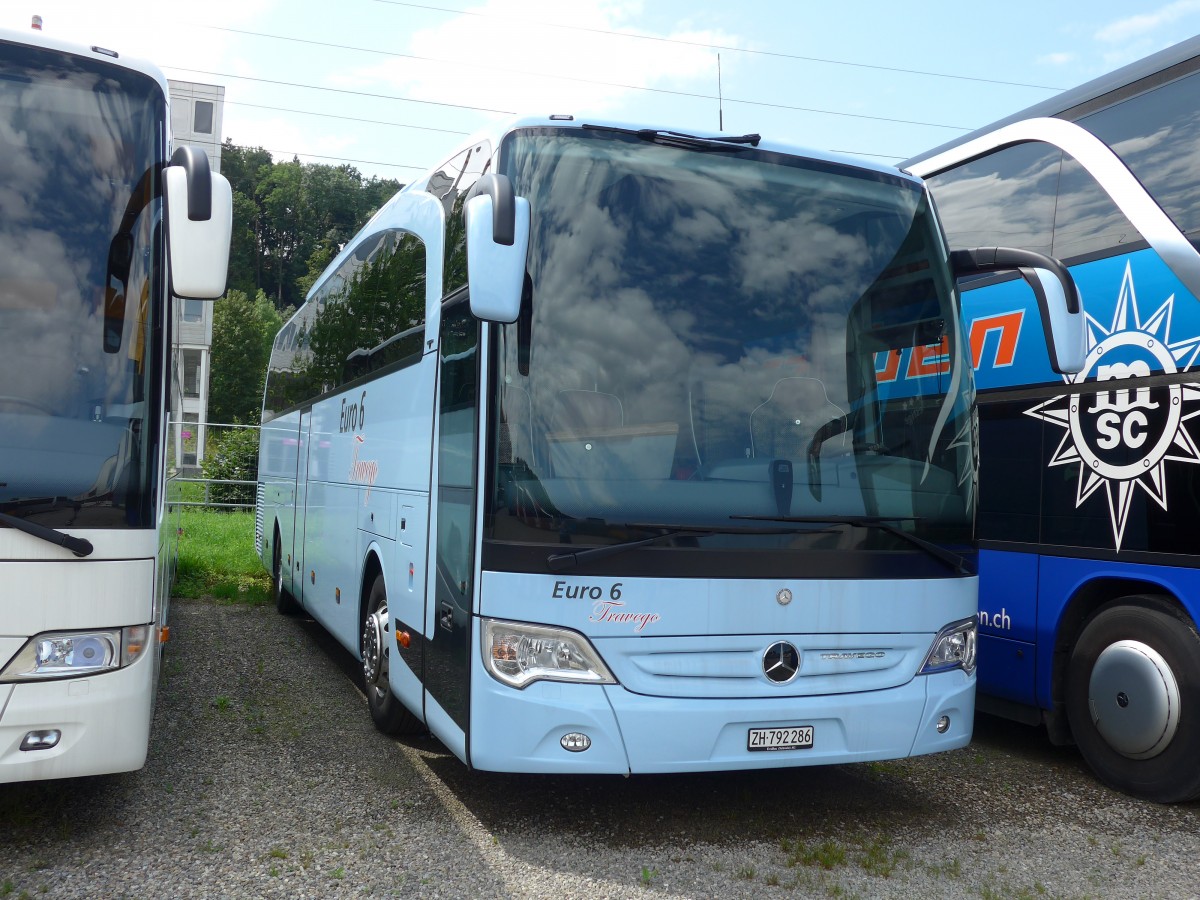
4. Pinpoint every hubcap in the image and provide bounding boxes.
[362,605,387,687]
[1088,639,1179,759]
